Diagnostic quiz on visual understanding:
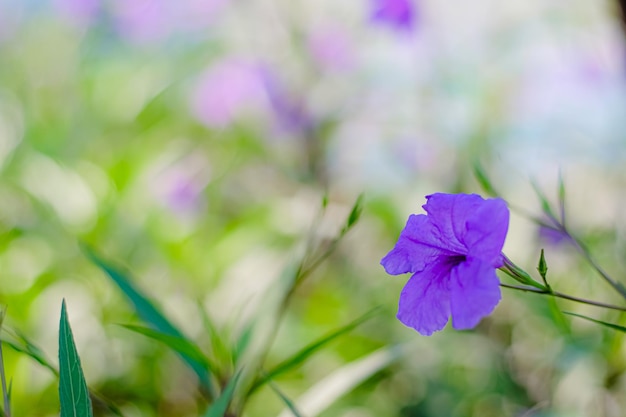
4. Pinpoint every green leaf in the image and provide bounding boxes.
[252,307,381,392]
[472,162,498,197]
[233,322,253,365]
[564,312,626,333]
[203,370,242,417]
[82,245,214,396]
[2,330,124,417]
[119,324,213,369]
[267,381,304,417]
[196,300,230,378]
[59,299,94,417]
[341,194,364,235]
[530,180,556,220]
[2,329,58,376]
[0,307,9,417]
[321,194,329,209]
